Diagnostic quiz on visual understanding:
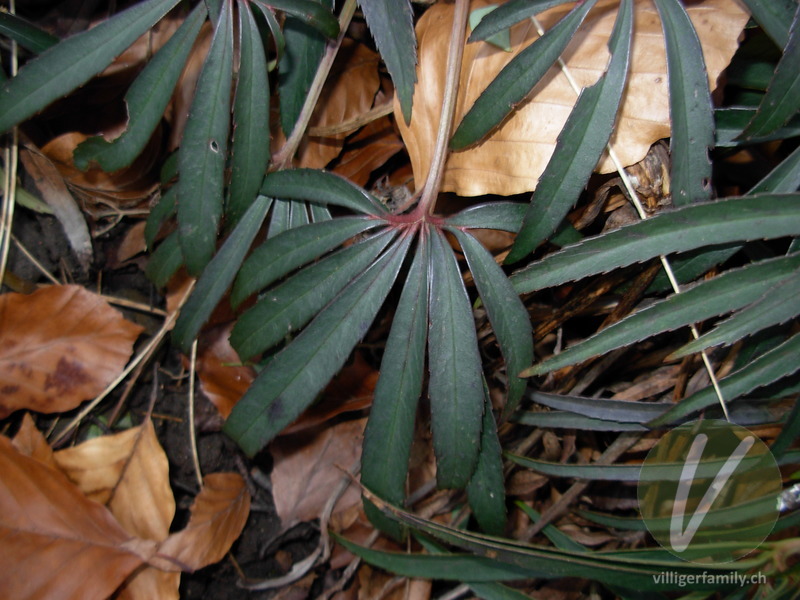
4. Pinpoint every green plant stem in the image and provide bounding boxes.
[418,0,469,216]
[271,0,357,169]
